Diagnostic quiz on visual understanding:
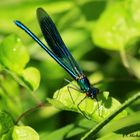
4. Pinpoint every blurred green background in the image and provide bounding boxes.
[0,0,140,140]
